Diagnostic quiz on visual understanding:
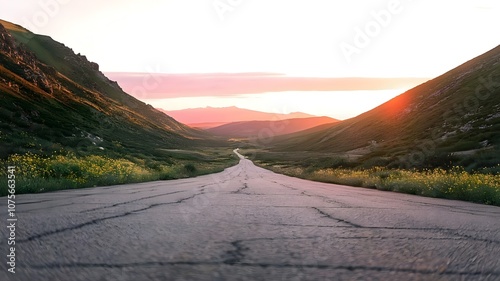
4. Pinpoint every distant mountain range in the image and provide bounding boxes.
[161,106,316,128]
[271,45,500,170]
[207,116,339,138]
[0,19,211,158]
[3,18,498,171]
